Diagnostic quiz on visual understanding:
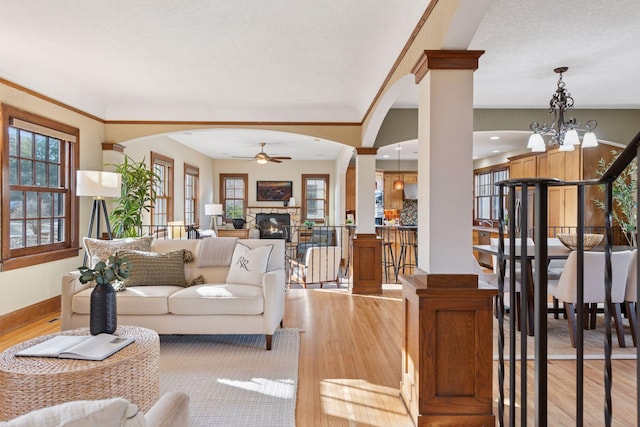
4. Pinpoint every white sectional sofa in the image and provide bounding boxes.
[61,237,286,350]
